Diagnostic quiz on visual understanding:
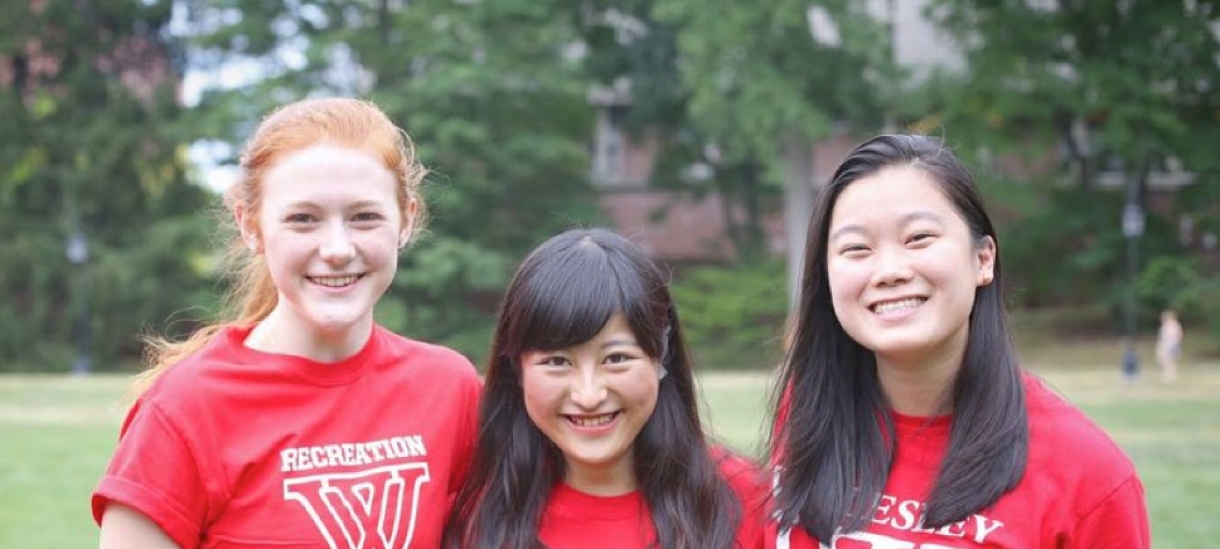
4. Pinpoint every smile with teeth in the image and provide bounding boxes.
[308,274,362,288]
[871,297,926,315]
[566,411,620,428]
